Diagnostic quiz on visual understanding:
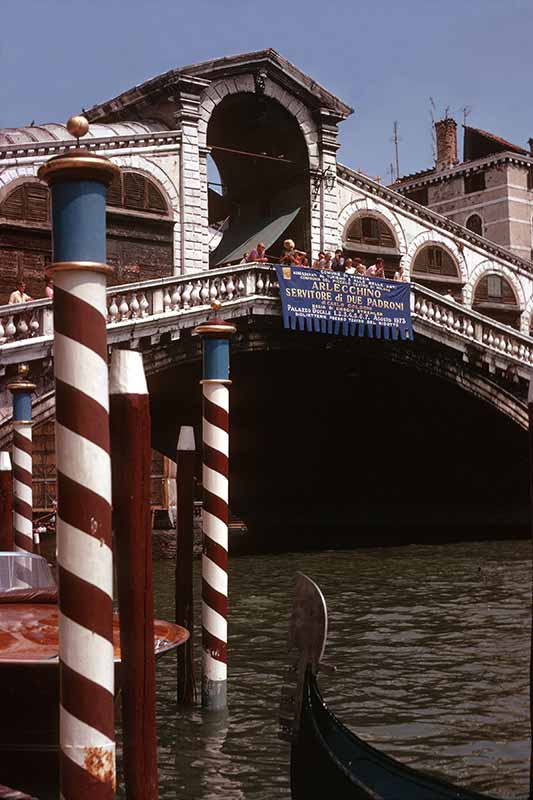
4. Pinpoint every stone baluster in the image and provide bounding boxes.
[130,293,140,319]
[182,282,193,309]
[226,275,235,301]
[29,312,40,336]
[119,295,130,321]
[109,296,119,322]
[237,276,245,296]
[171,285,181,311]
[256,273,265,294]
[208,280,218,305]
[163,287,172,313]
[0,318,5,341]
[200,280,210,305]
[6,317,16,340]
[16,315,29,337]
[139,292,149,317]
